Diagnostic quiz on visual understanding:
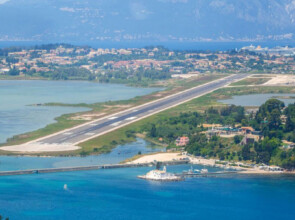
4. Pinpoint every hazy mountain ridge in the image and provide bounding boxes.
[0,0,294,42]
